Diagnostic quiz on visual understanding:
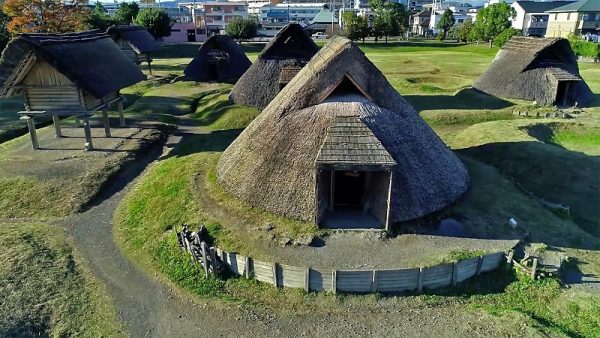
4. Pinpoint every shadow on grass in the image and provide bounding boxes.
[168,129,240,158]
[405,88,514,111]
